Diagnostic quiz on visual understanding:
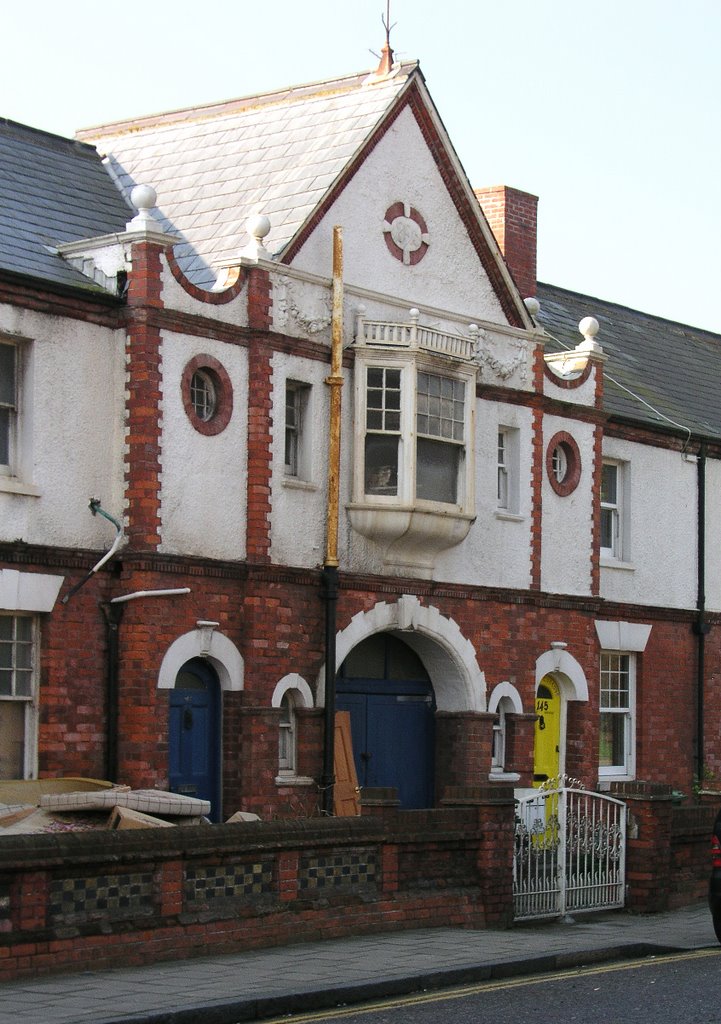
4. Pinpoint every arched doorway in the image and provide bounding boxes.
[336,633,435,809]
[533,673,561,786]
[168,657,221,820]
